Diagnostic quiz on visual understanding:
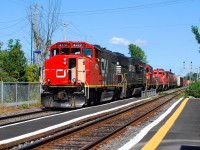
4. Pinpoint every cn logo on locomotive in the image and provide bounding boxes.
[56,69,66,78]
